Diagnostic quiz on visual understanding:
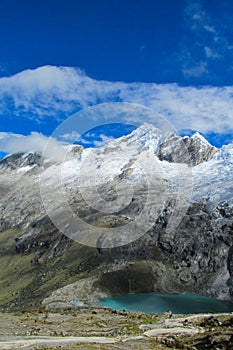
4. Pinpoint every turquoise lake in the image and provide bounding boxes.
[96,293,233,314]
